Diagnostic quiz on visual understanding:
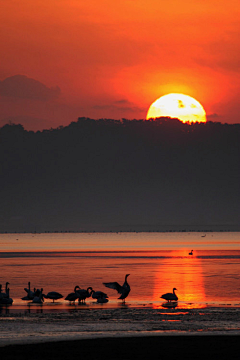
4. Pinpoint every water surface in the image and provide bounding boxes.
[0,232,239,308]
[0,232,240,344]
